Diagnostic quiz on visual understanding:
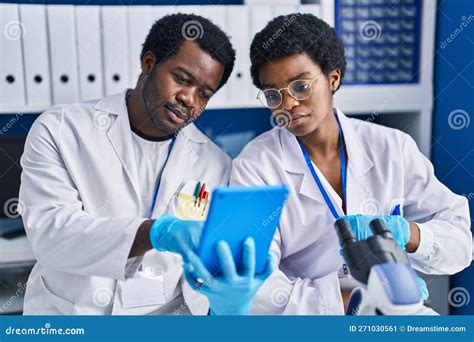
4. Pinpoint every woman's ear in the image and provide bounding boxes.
[141,51,157,76]
[329,69,342,93]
